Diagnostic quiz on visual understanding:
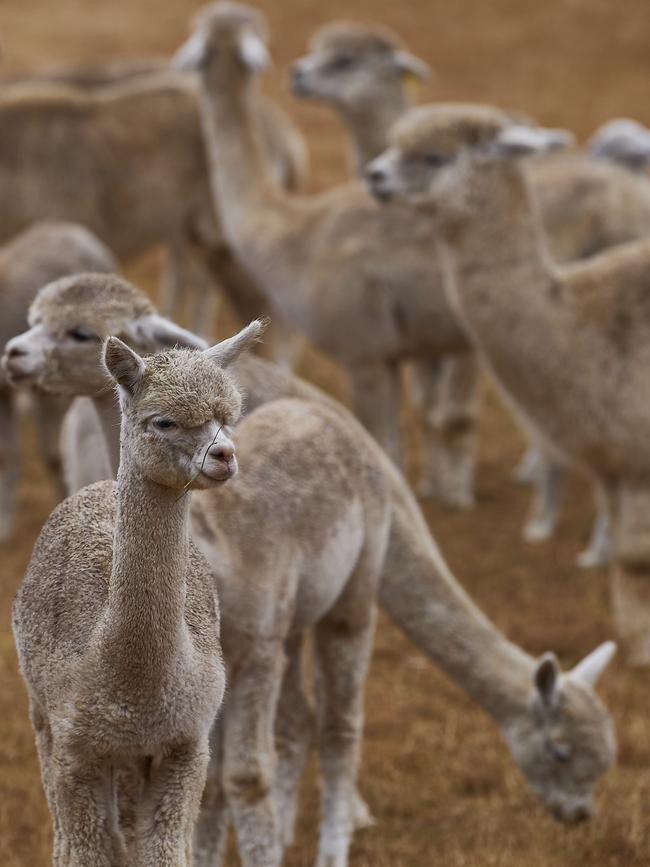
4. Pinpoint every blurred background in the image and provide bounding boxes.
[0,0,648,865]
